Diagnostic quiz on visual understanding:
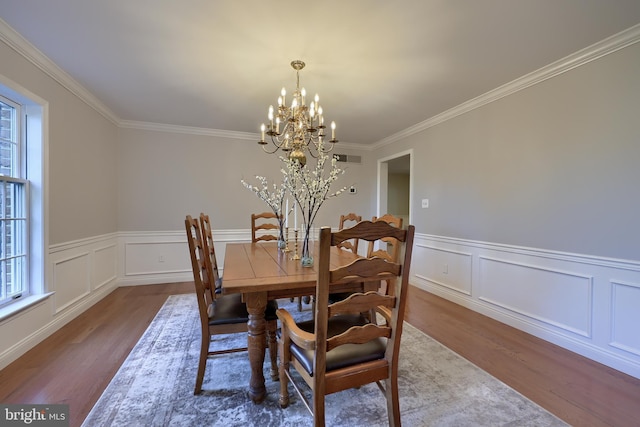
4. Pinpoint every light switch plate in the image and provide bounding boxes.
[421,199,429,208]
